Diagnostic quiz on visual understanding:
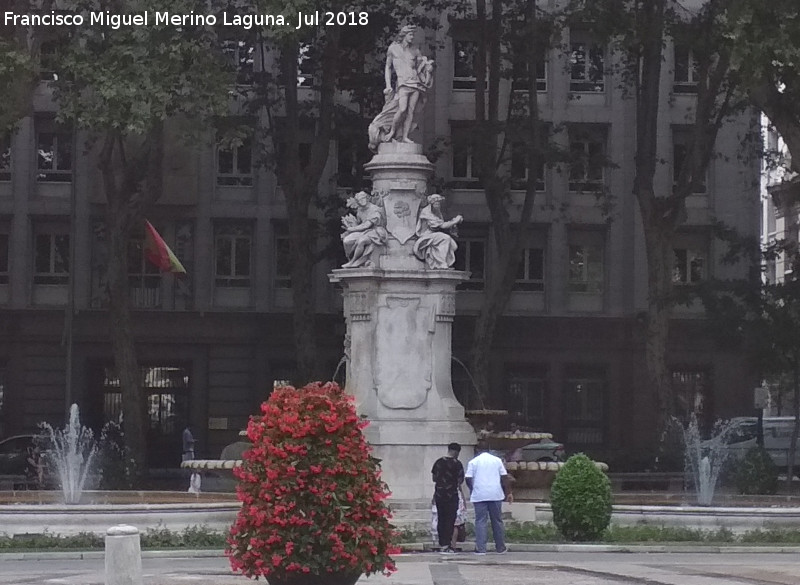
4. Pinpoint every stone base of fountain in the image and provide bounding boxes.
[0,490,240,536]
